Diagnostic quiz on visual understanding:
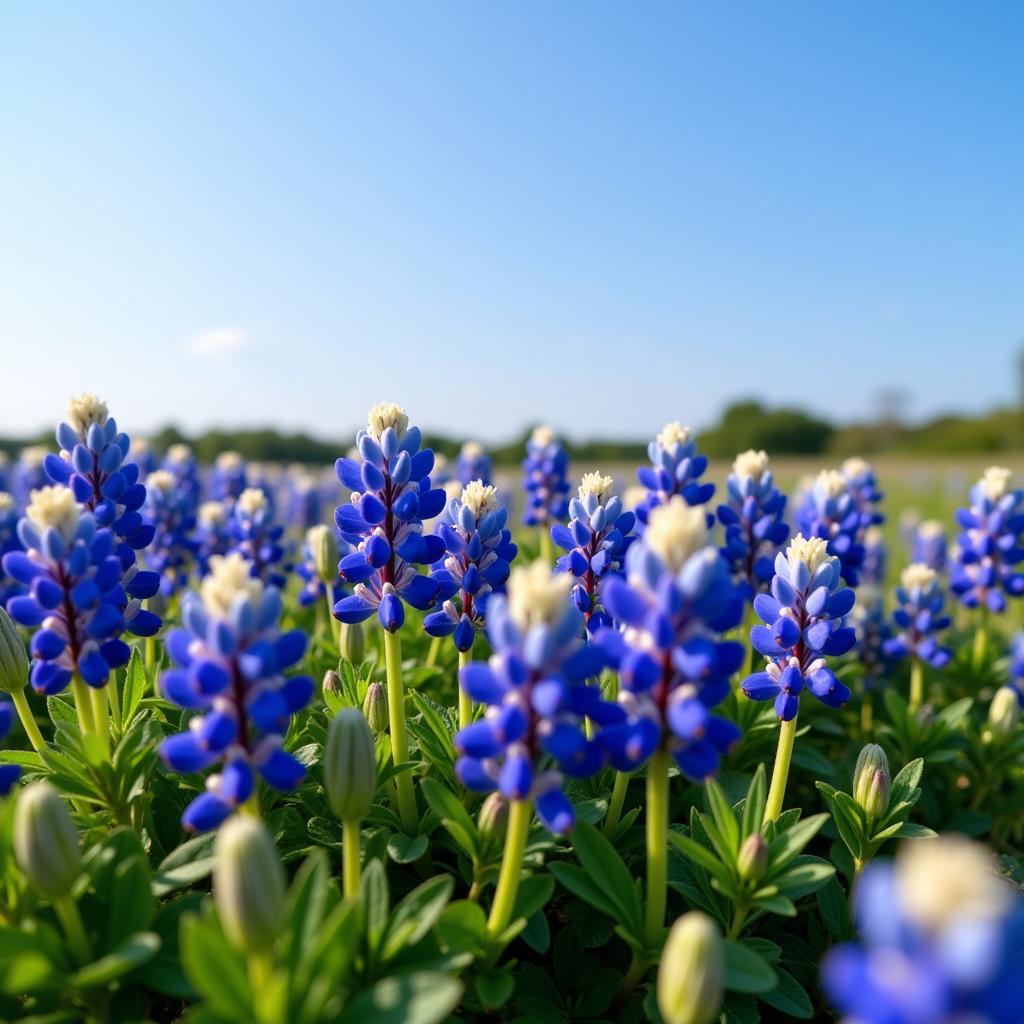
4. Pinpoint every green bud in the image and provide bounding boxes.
[362,682,388,735]
[658,911,724,1024]
[324,708,377,822]
[307,524,339,585]
[853,743,890,809]
[0,605,29,695]
[737,833,767,882]
[214,816,286,955]
[340,621,365,664]
[322,669,342,695]
[477,792,508,847]
[863,769,890,821]
[988,686,1020,738]
[13,782,81,898]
